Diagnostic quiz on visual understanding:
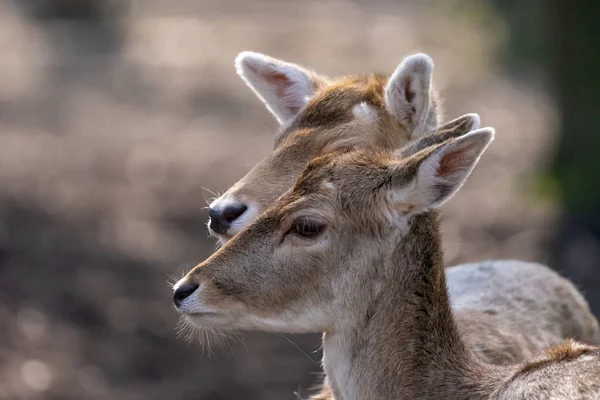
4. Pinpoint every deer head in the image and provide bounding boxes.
[175,123,494,334]
[207,52,447,243]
